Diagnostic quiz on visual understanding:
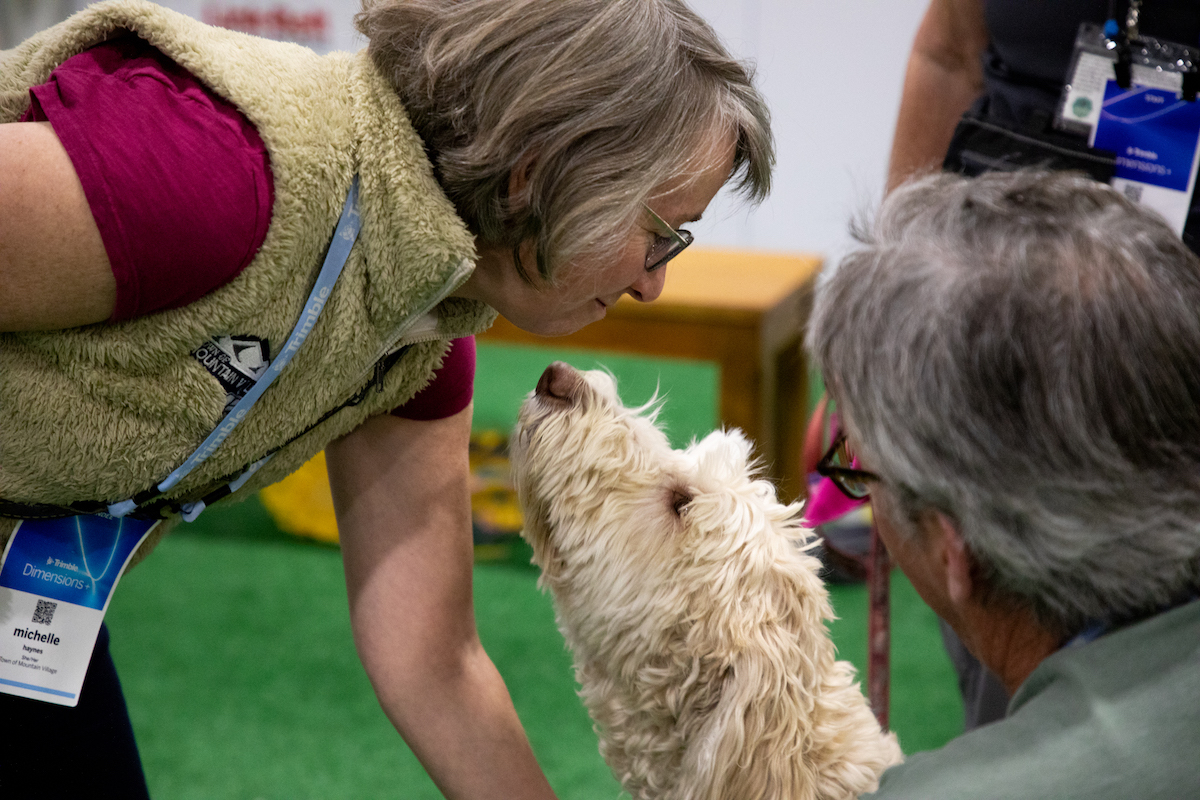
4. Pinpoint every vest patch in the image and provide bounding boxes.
[192,335,271,413]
